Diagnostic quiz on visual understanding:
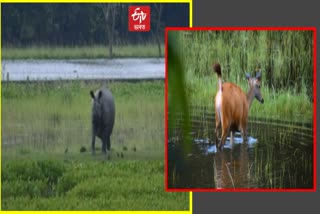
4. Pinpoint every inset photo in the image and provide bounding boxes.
[165,27,316,191]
